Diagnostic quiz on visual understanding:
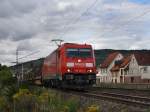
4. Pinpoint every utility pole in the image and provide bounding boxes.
[21,63,24,81]
[15,48,20,87]
[16,49,18,78]
[16,49,18,66]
